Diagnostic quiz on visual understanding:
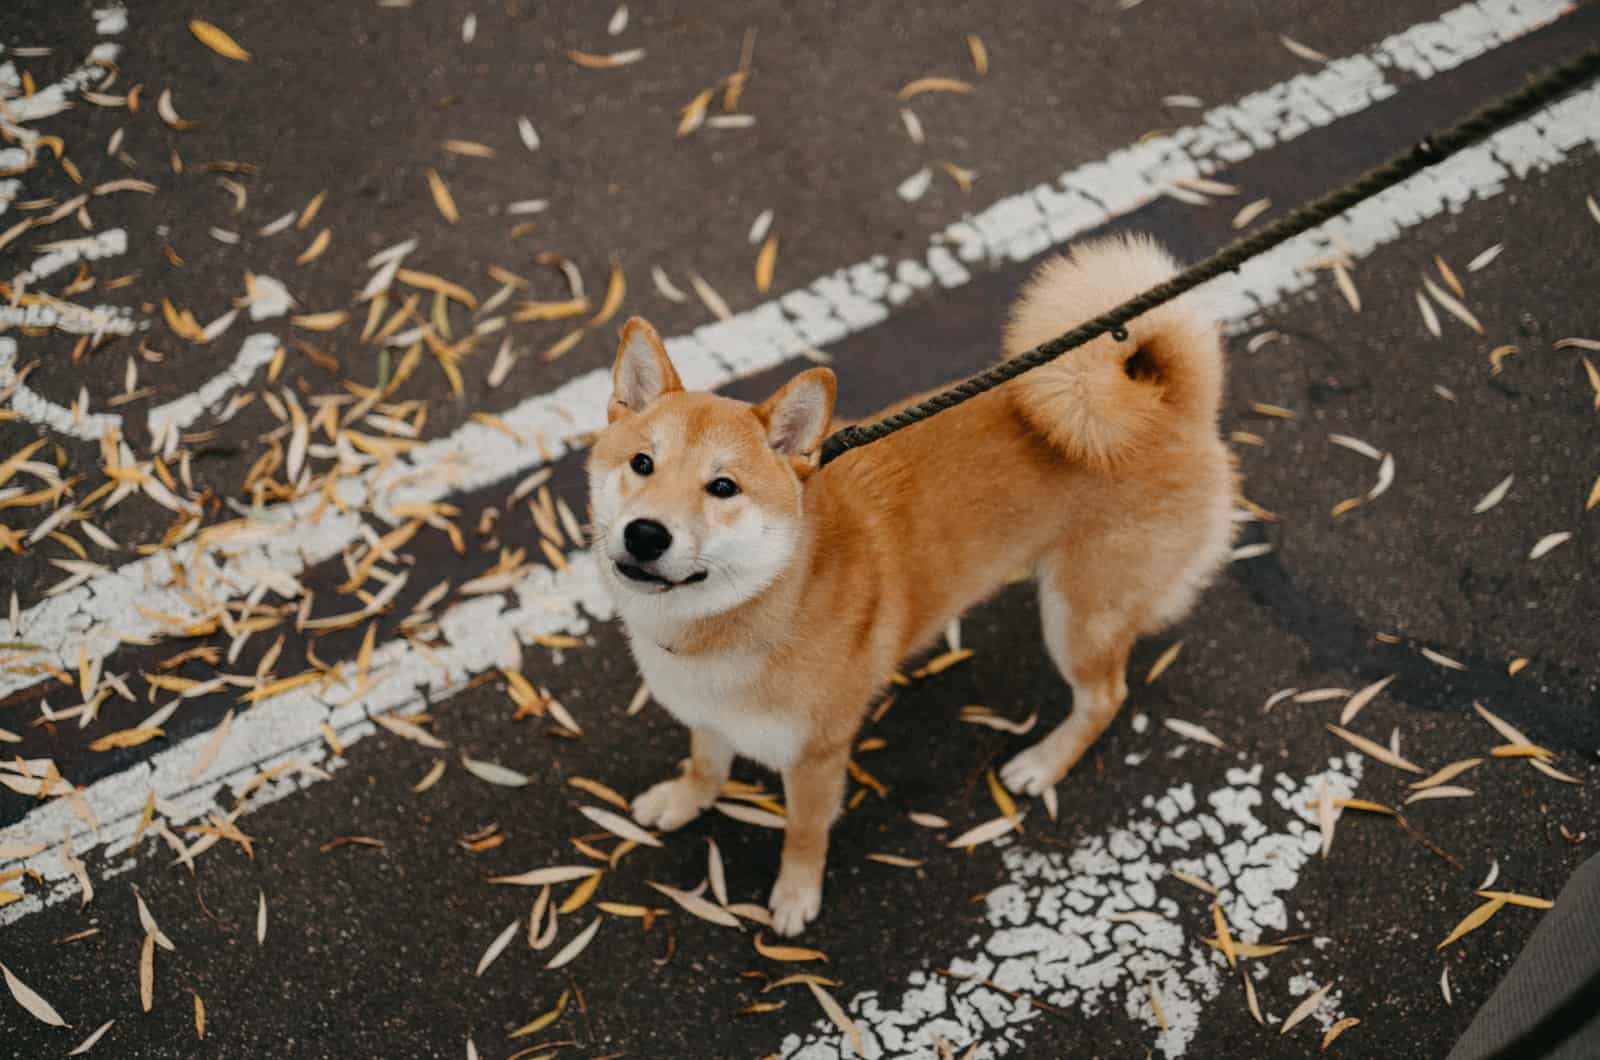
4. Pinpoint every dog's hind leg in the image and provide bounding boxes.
[770,746,849,936]
[1000,558,1133,796]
